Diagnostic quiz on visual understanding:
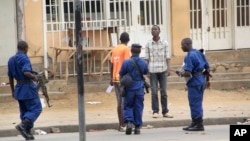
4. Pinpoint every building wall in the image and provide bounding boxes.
[170,0,190,56]
[23,0,44,64]
[0,0,17,66]
[22,0,190,65]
